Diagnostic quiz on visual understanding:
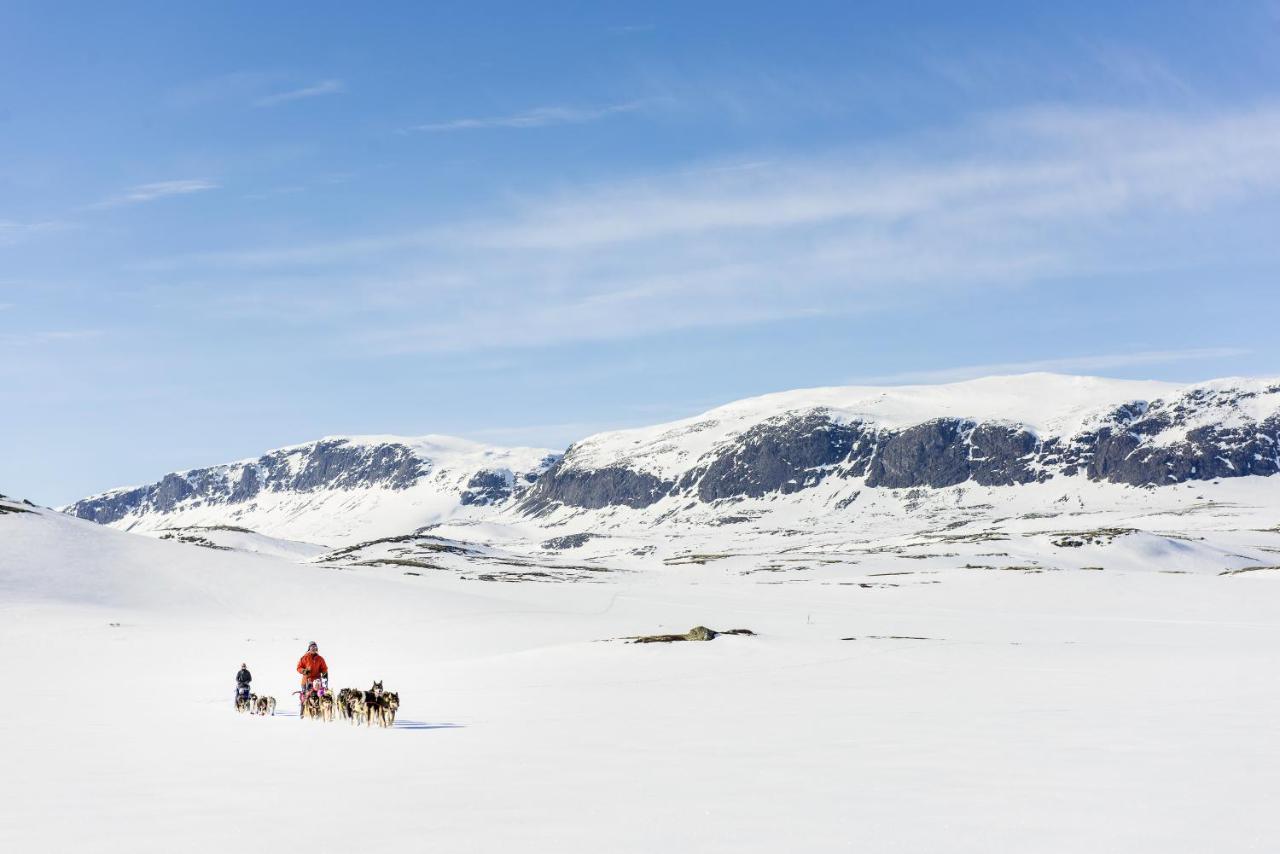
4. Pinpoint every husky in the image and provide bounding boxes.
[348,692,368,726]
[336,688,360,722]
[363,681,386,727]
[301,678,327,721]
[383,691,400,727]
[319,693,336,722]
[254,695,276,716]
[364,681,399,728]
